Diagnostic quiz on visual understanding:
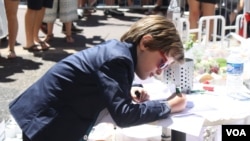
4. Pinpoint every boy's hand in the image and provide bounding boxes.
[167,93,187,113]
[131,87,149,103]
